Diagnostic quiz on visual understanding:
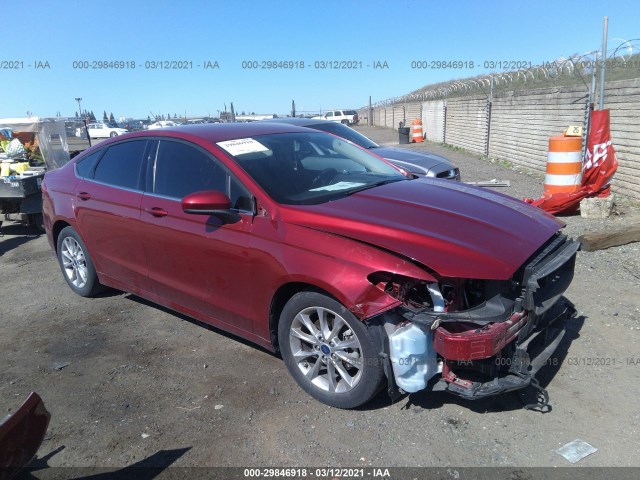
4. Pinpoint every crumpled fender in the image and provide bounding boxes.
[0,392,50,480]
